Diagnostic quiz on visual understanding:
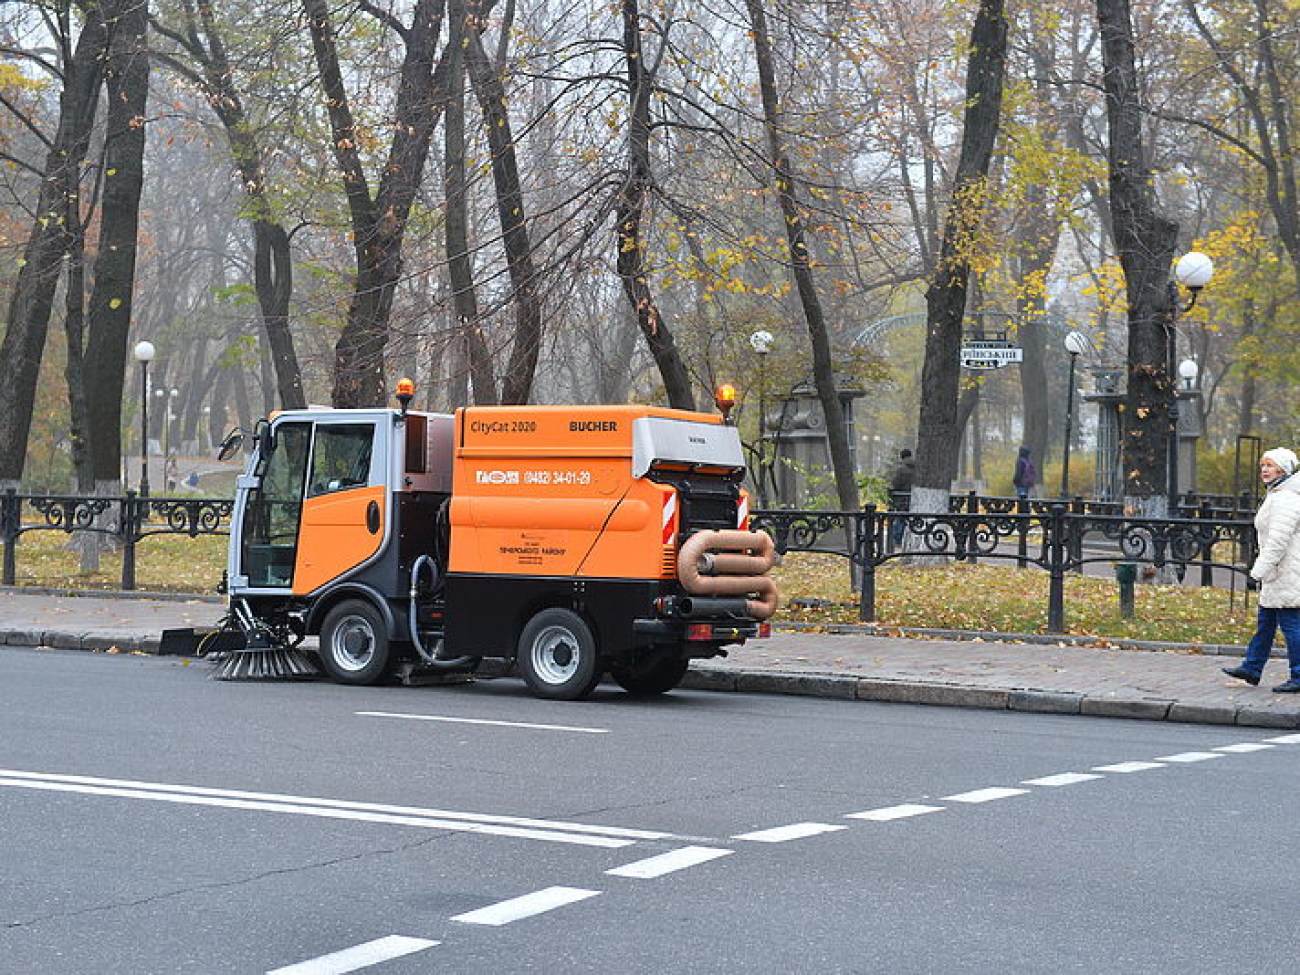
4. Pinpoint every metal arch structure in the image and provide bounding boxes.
[844,310,1074,351]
